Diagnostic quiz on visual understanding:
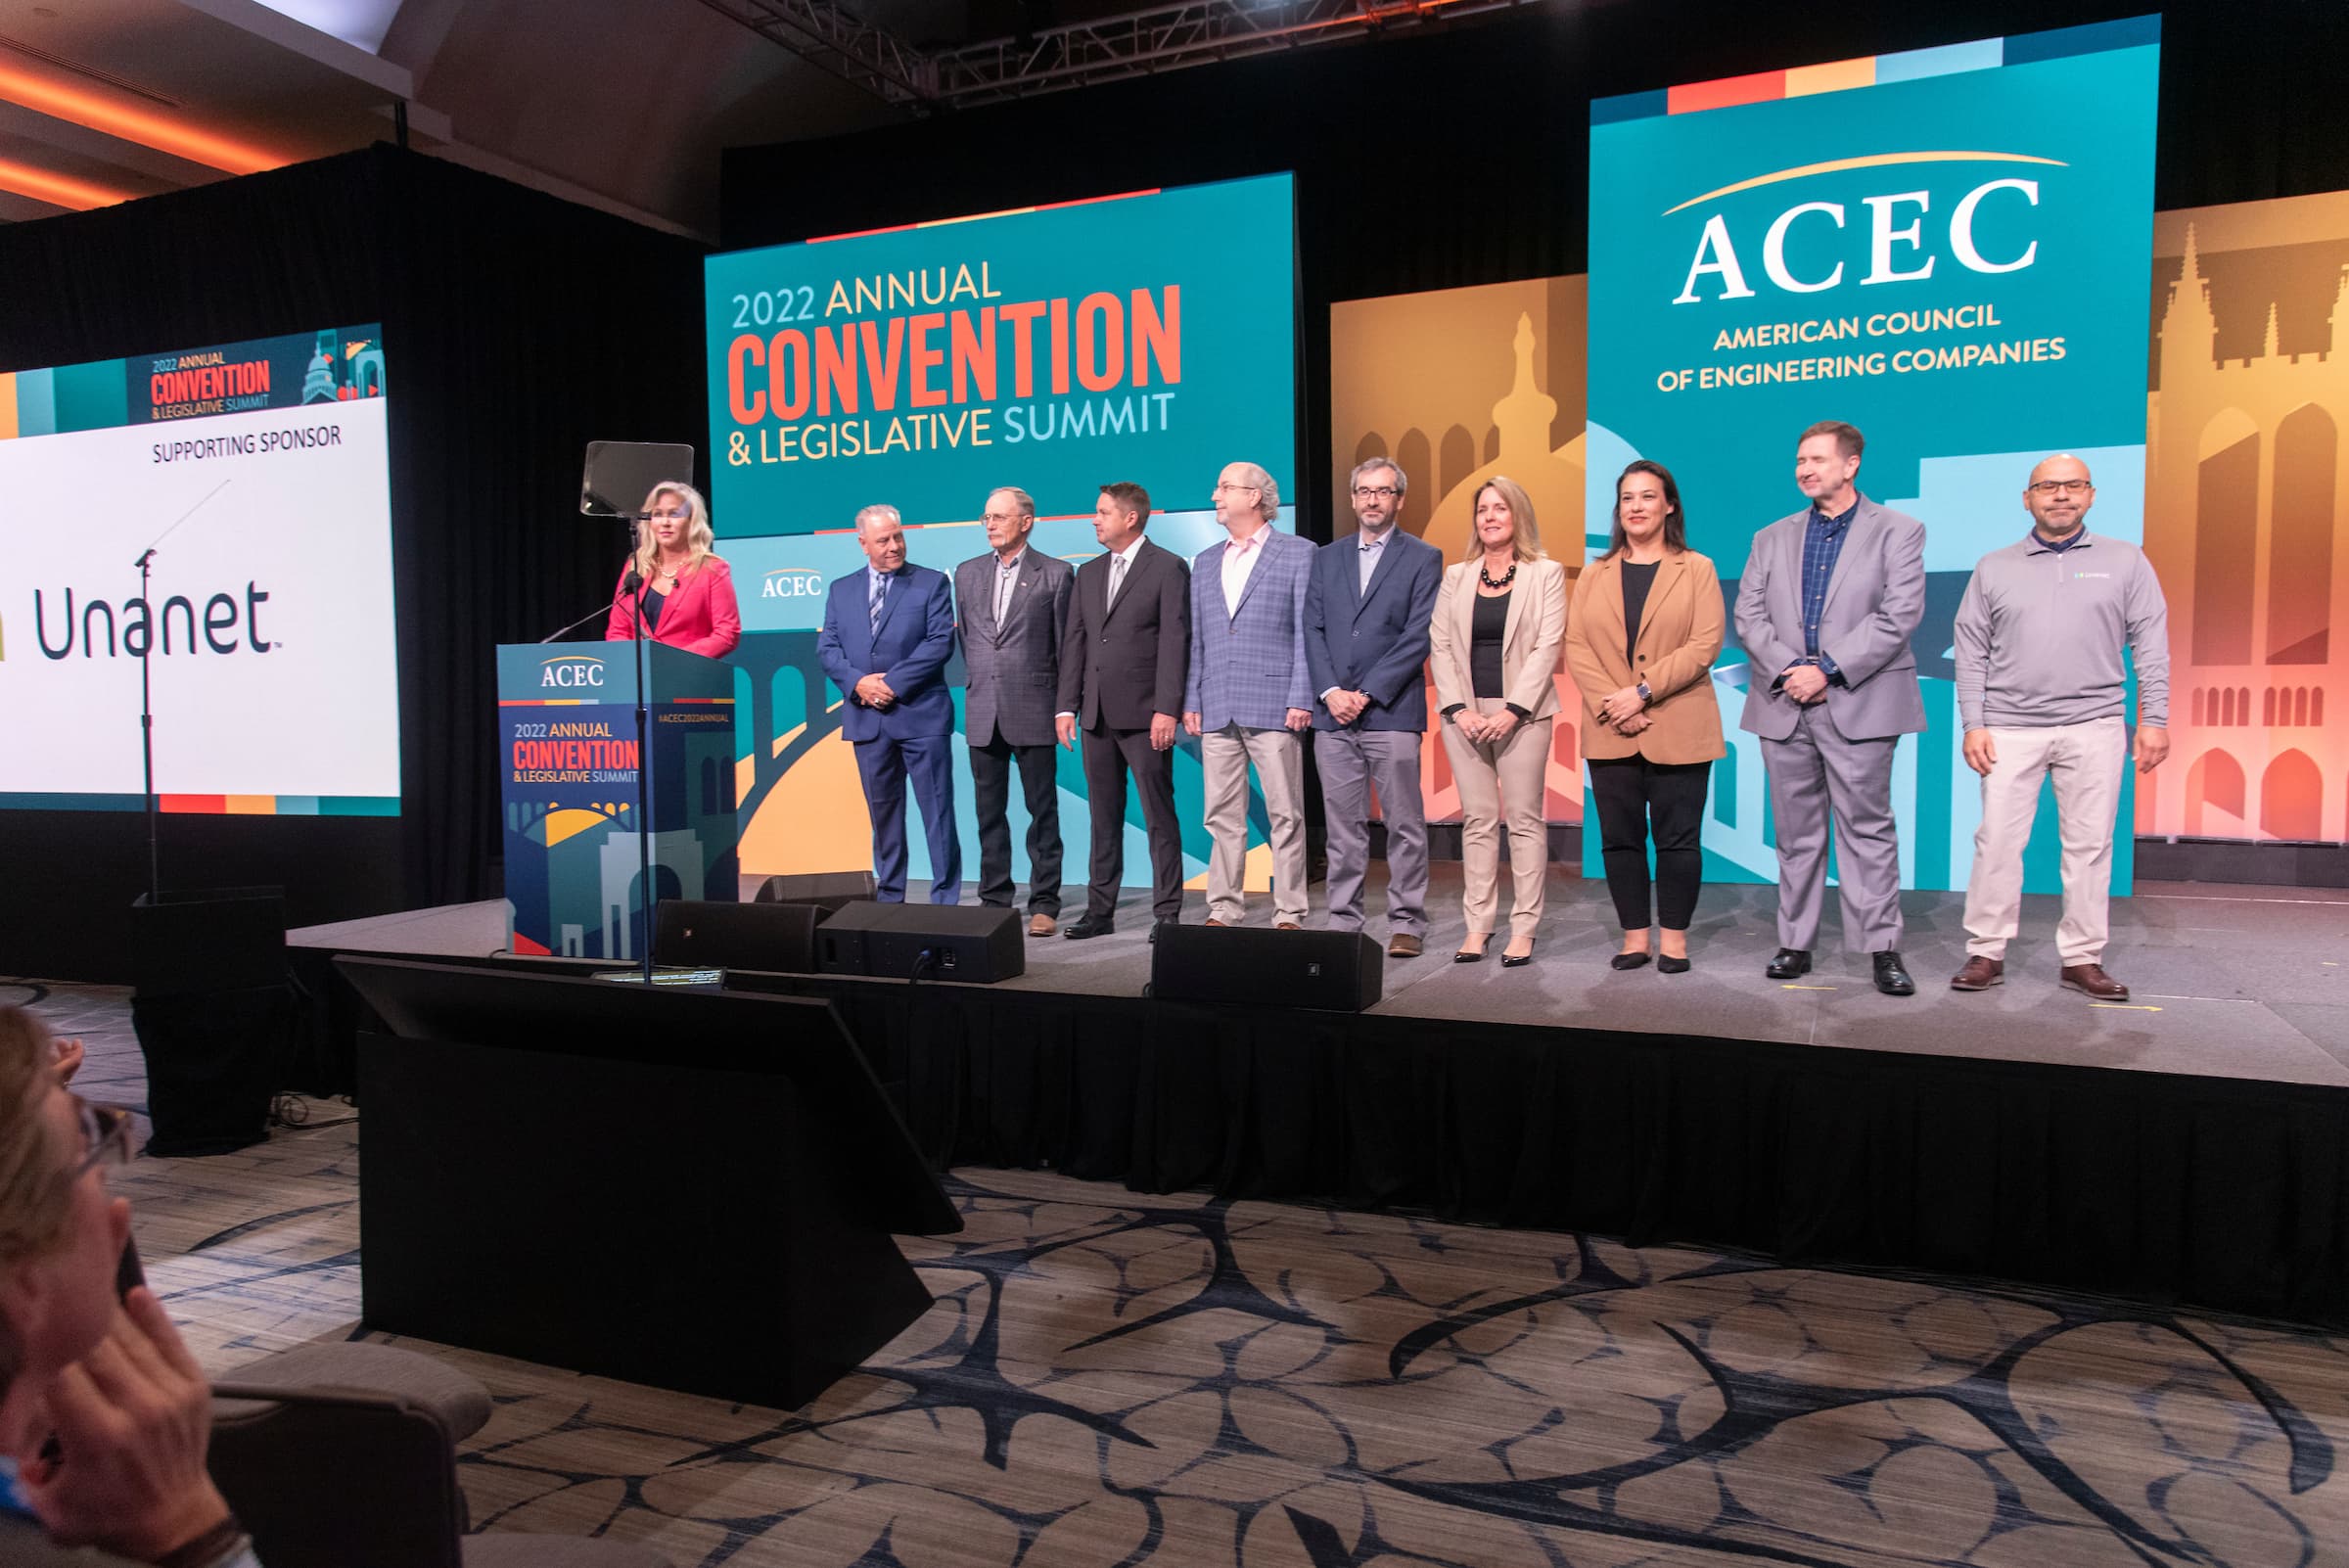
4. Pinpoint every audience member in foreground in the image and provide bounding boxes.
[0,1005,259,1568]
